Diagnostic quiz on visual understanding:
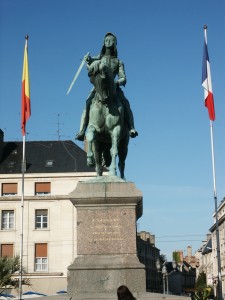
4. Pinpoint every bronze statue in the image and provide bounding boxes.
[75,33,138,141]
[75,33,138,179]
